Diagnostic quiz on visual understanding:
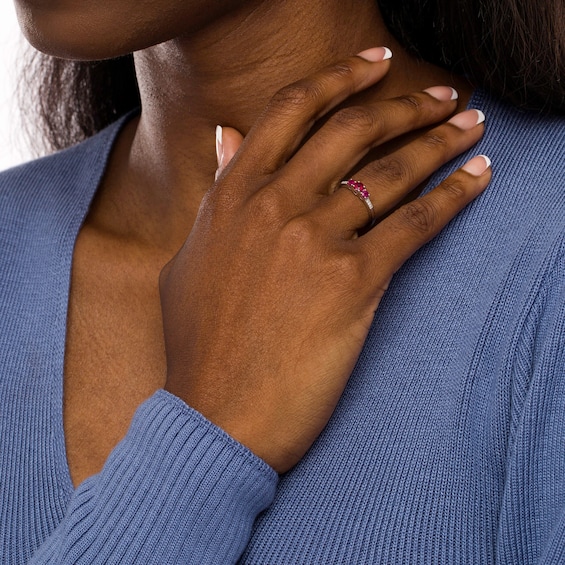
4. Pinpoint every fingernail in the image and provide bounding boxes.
[448,109,486,130]
[357,47,393,62]
[424,86,458,101]
[462,155,491,176]
[215,125,224,181]
[215,125,223,167]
